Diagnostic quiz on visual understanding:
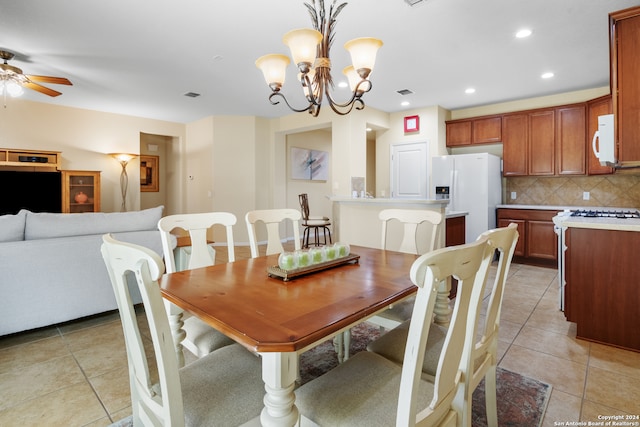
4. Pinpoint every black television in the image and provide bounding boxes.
[0,171,62,215]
